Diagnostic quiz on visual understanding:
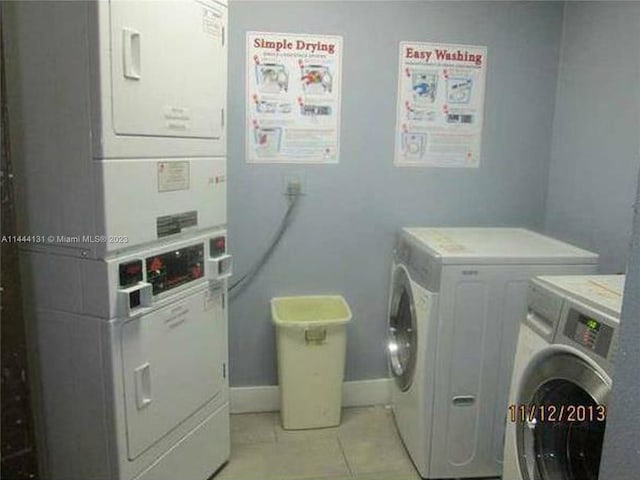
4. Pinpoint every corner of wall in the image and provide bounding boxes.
[540,0,569,233]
